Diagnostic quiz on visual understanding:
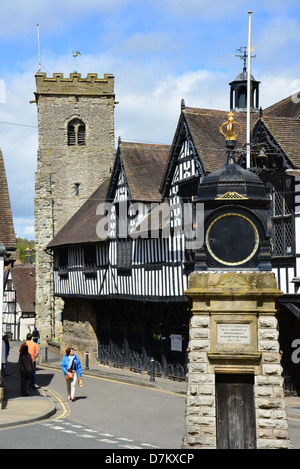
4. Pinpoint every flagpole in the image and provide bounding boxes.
[37,24,41,72]
[246,10,252,169]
